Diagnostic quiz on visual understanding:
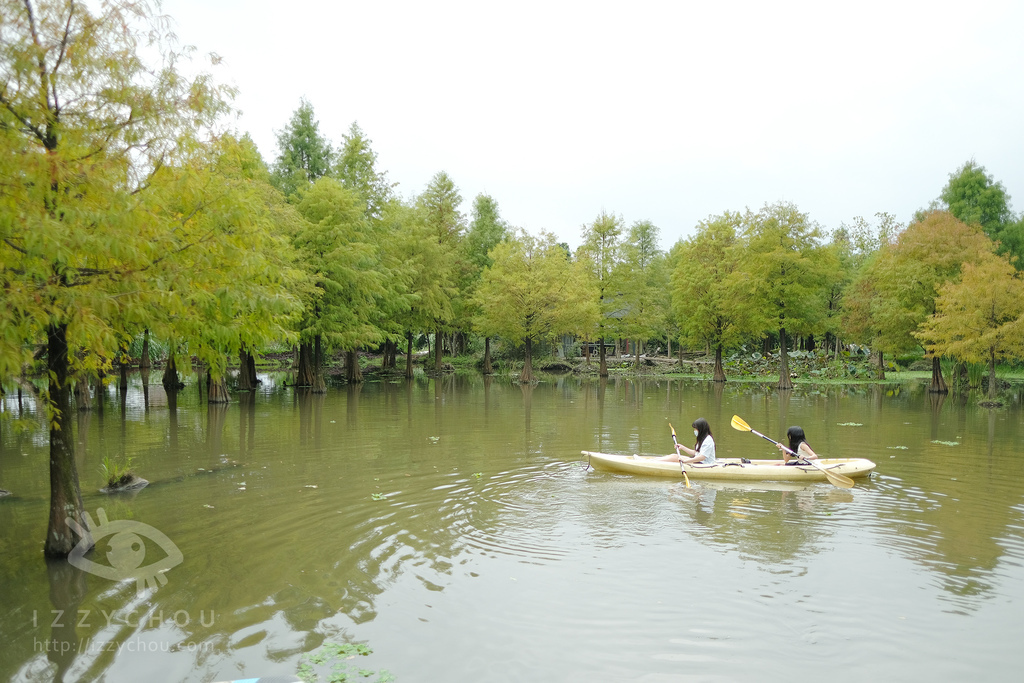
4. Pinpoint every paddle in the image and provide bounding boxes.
[729,415,855,488]
[669,423,691,488]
